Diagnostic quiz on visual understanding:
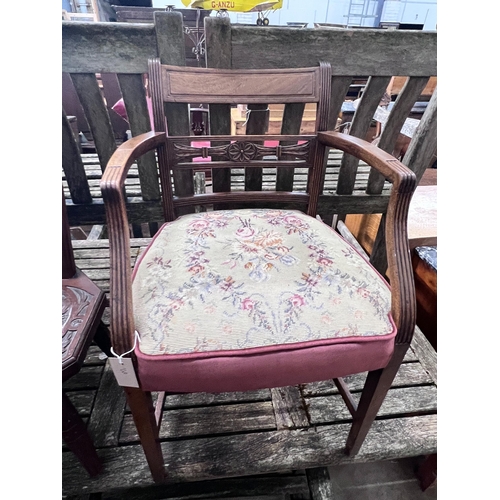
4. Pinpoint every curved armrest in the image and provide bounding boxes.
[318,132,417,345]
[100,131,165,354]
